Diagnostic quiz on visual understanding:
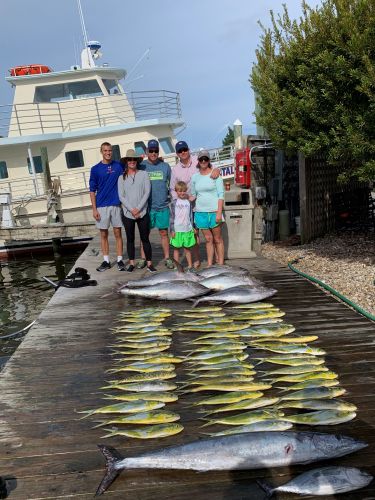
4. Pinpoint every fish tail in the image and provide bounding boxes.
[200,420,214,428]
[77,409,95,419]
[95,444,124,496]
[256,479,275,498]
[275,386,289,392]
[192,298,202,308]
